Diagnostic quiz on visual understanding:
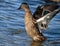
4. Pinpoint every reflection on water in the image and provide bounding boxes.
[0,0,60,46]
